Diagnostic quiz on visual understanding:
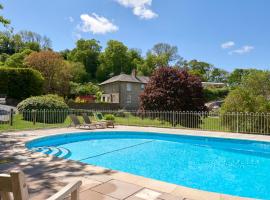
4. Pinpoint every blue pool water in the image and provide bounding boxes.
[27,131,270,199]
